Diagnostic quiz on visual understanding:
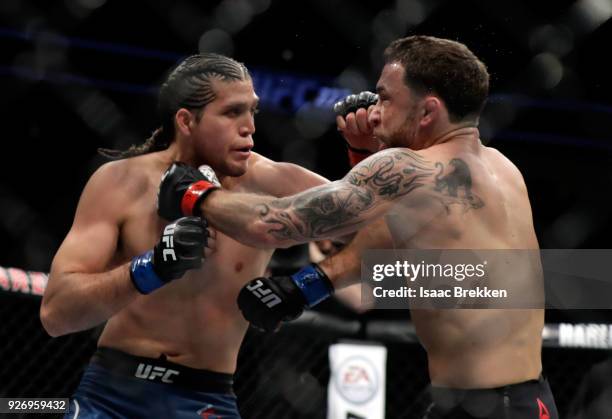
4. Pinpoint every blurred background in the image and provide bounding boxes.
[1,0,611,417]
